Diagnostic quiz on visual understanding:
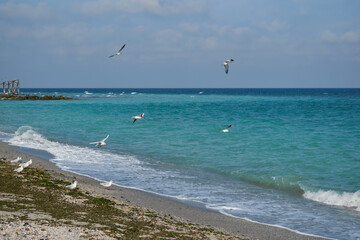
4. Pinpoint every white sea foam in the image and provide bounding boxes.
[303,189,360,211]
[8,126,146,173]
[6,126,187,194]
[207,204,244,212]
